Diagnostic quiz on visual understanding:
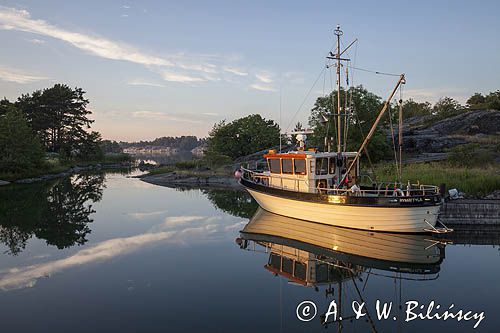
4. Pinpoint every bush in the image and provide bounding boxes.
[0,109,45,174]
